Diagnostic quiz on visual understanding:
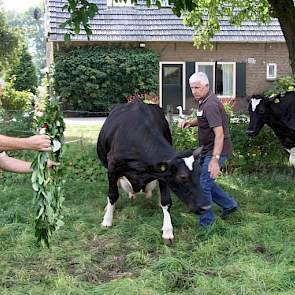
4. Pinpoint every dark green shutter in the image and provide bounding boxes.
[186,62,195,98]
[236,62,246,97]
